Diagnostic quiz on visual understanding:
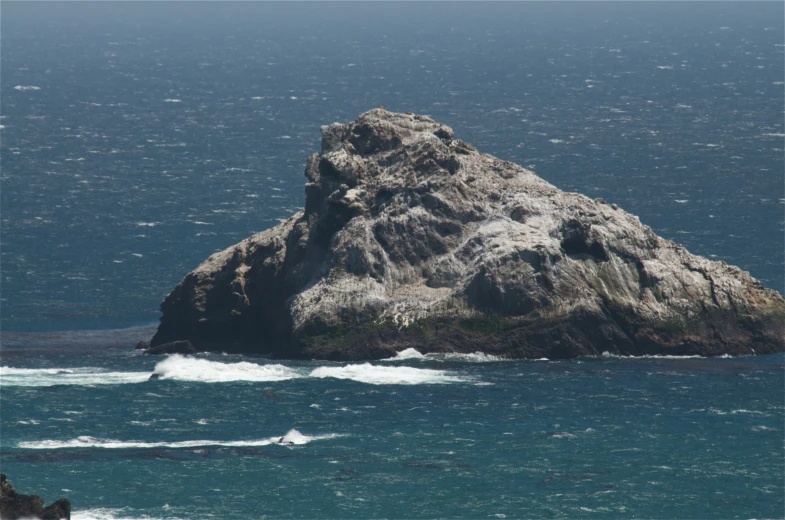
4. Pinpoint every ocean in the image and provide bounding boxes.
[1,2,783,518]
